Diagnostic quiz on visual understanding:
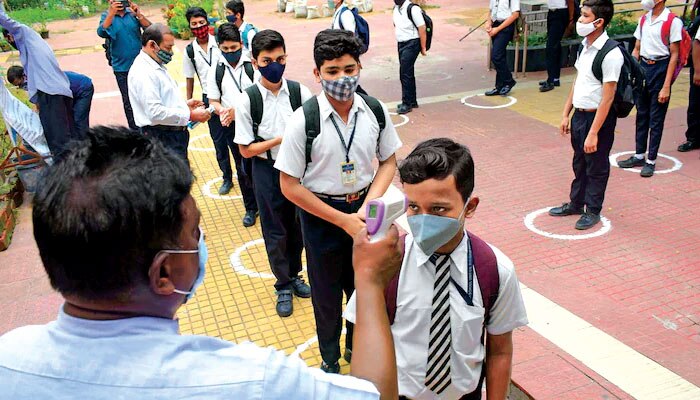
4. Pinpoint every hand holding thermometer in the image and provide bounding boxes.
[366,190,408,243]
